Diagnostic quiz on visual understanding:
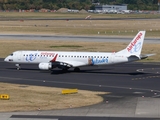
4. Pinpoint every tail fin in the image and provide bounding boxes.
[116,31,145,57]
